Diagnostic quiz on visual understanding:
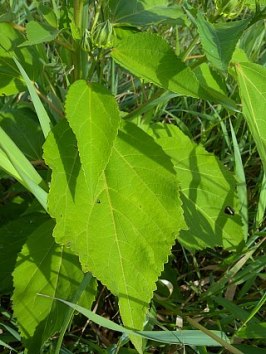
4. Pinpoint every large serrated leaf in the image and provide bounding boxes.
[236,62,266,174]
[12,219,96,353]
[196,14,248,71]
[109,0,186,26]
[65,80,120,202]
[150,124,243,250]
[43,119,185,353]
